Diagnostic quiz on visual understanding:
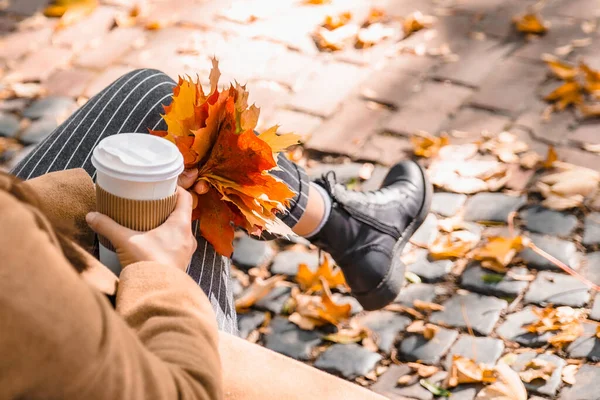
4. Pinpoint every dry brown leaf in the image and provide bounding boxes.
[476,364,527,400]
[115,5,140,27]
[323,327,369,344]
[579,102,600,118]
[235,275,285,311]
[403,11,435,36]
[520,151,542,169]
[543,55,578,80]
[583,143,600,153]
[448,355,496,388]
[397,375,415,385]
[518,359,556,383]
[524,306,587,348]
[561,364,579,385]
[545,81,582,103]
[290,279,352,329]
[428,158,511,194]
[313,24,359,51]
[481,131,529,164]
[406,320,439,340]
[44,0,98,29]
[408,362,439,378]
[411,132,449,158]
[385,304,426,319]
[356,23,397,48]
[536,163,600,210]
[429,230,480,259]
[513,13,548,35]
[472,236,525,272]
[413,299,444,312]
[366,7,386,25]
[323,12,352,30]
[296,256,346,292]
